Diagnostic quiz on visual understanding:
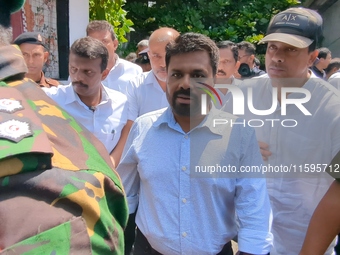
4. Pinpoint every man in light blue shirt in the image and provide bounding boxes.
[117,32,272,255]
